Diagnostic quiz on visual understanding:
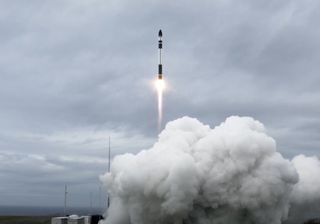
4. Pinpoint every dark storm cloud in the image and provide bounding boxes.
[0,0,319,206]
